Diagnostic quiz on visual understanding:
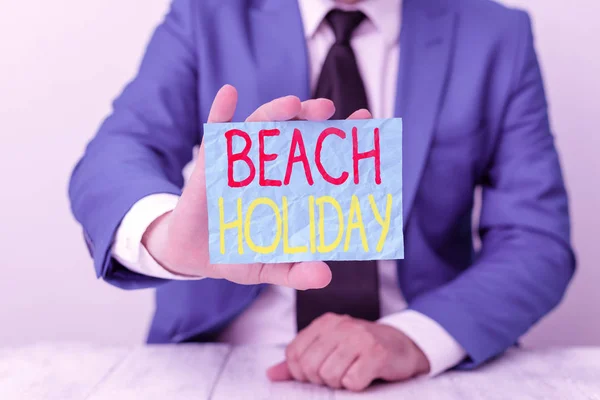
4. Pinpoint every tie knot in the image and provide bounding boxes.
[325,9,366,45]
